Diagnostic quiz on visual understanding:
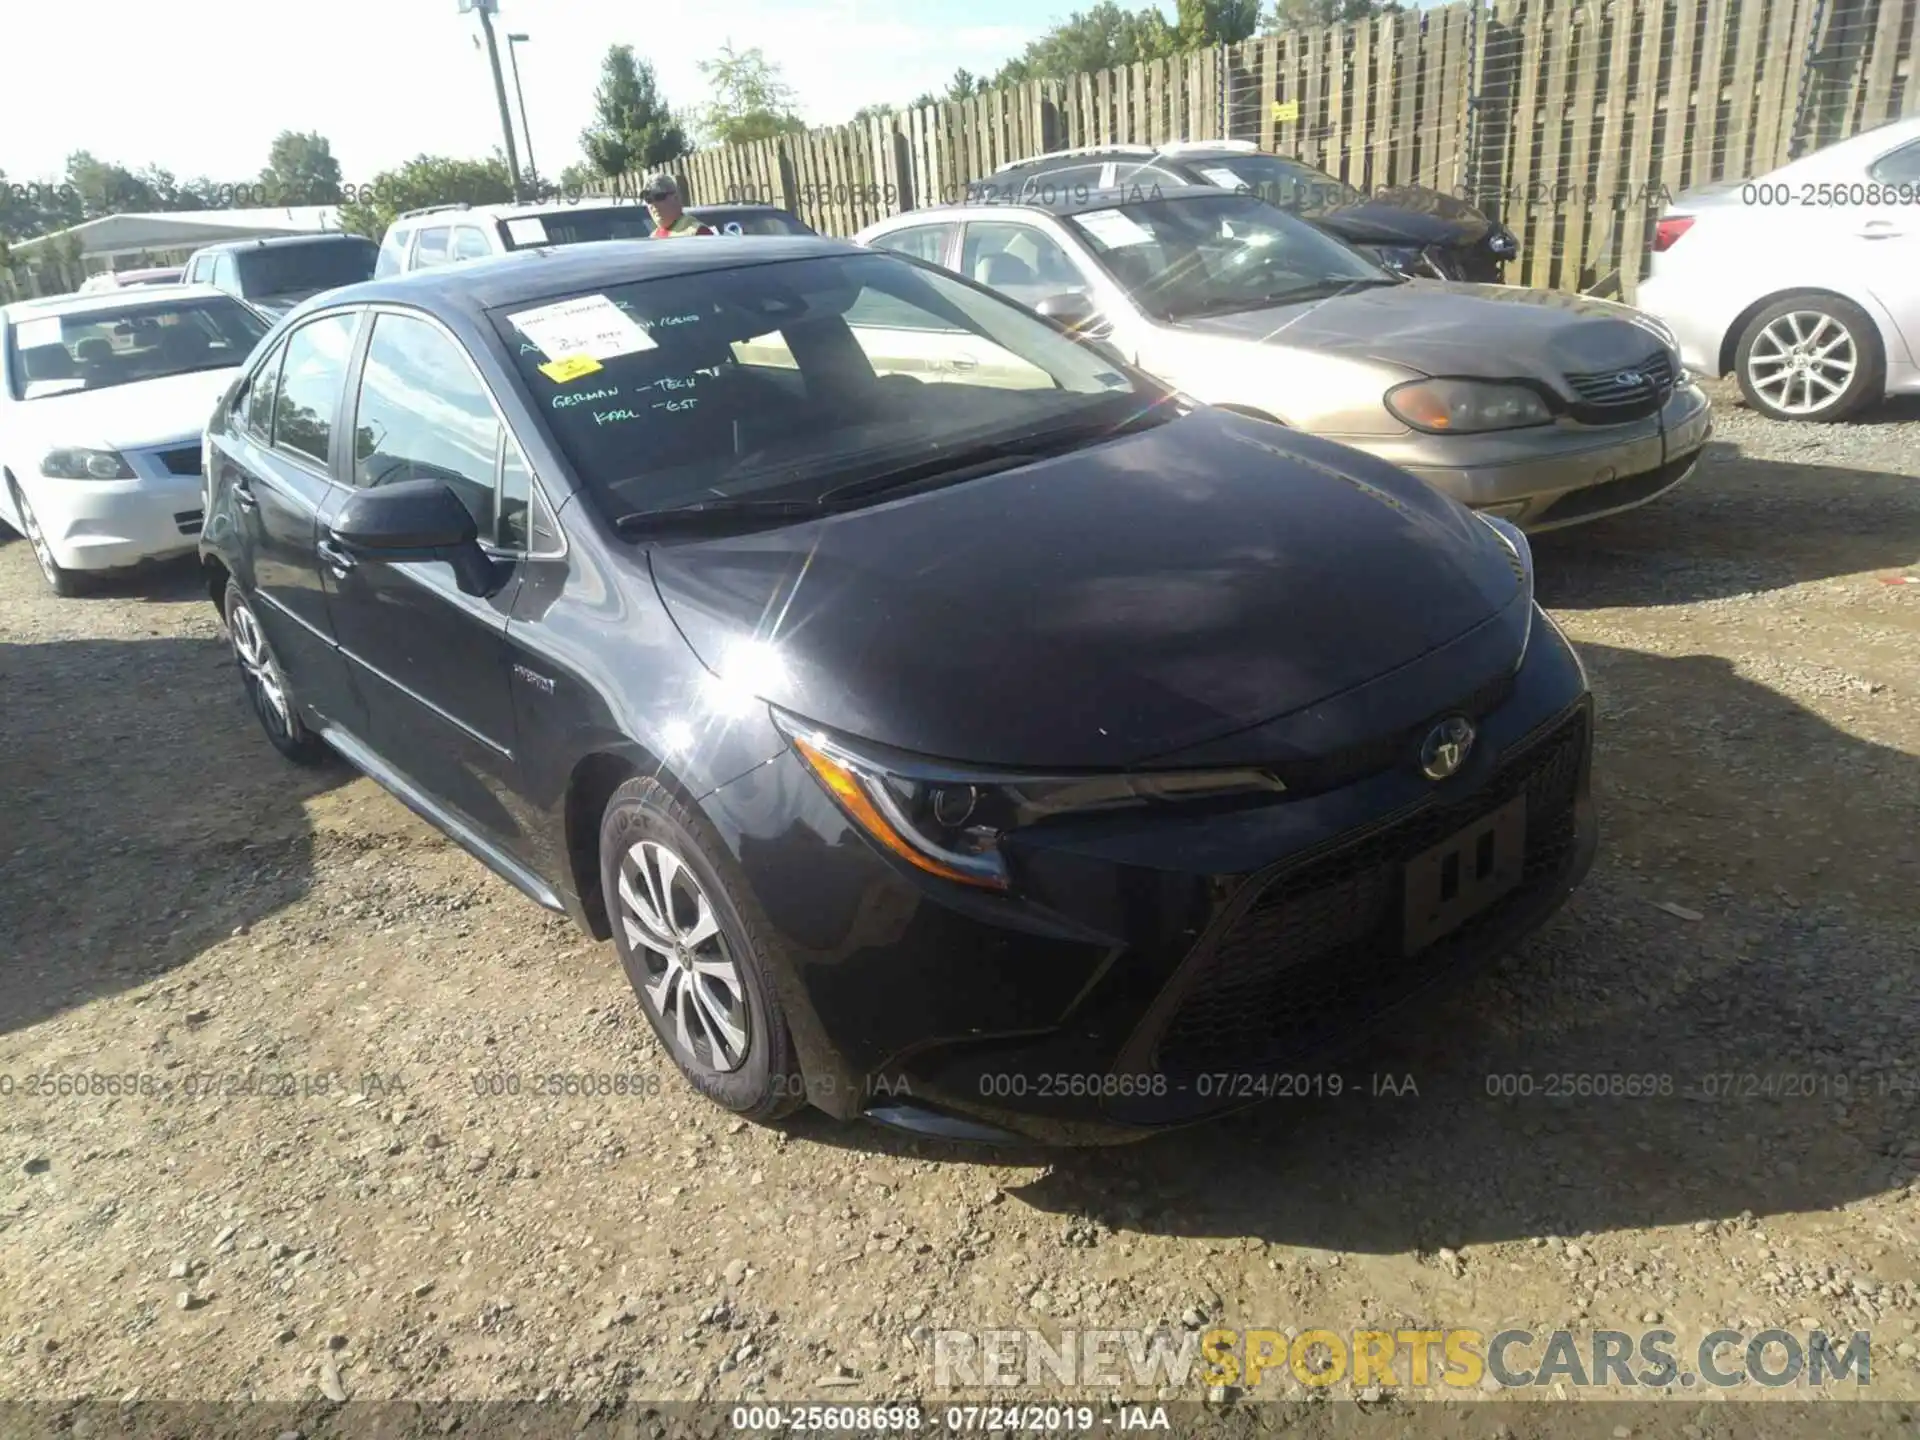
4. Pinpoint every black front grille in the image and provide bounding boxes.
[1534,453,1698,526]
[1563,350,1676,418]
[174,509,203,536]
[158,446,202,476]
[1143,706,1588,1092]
